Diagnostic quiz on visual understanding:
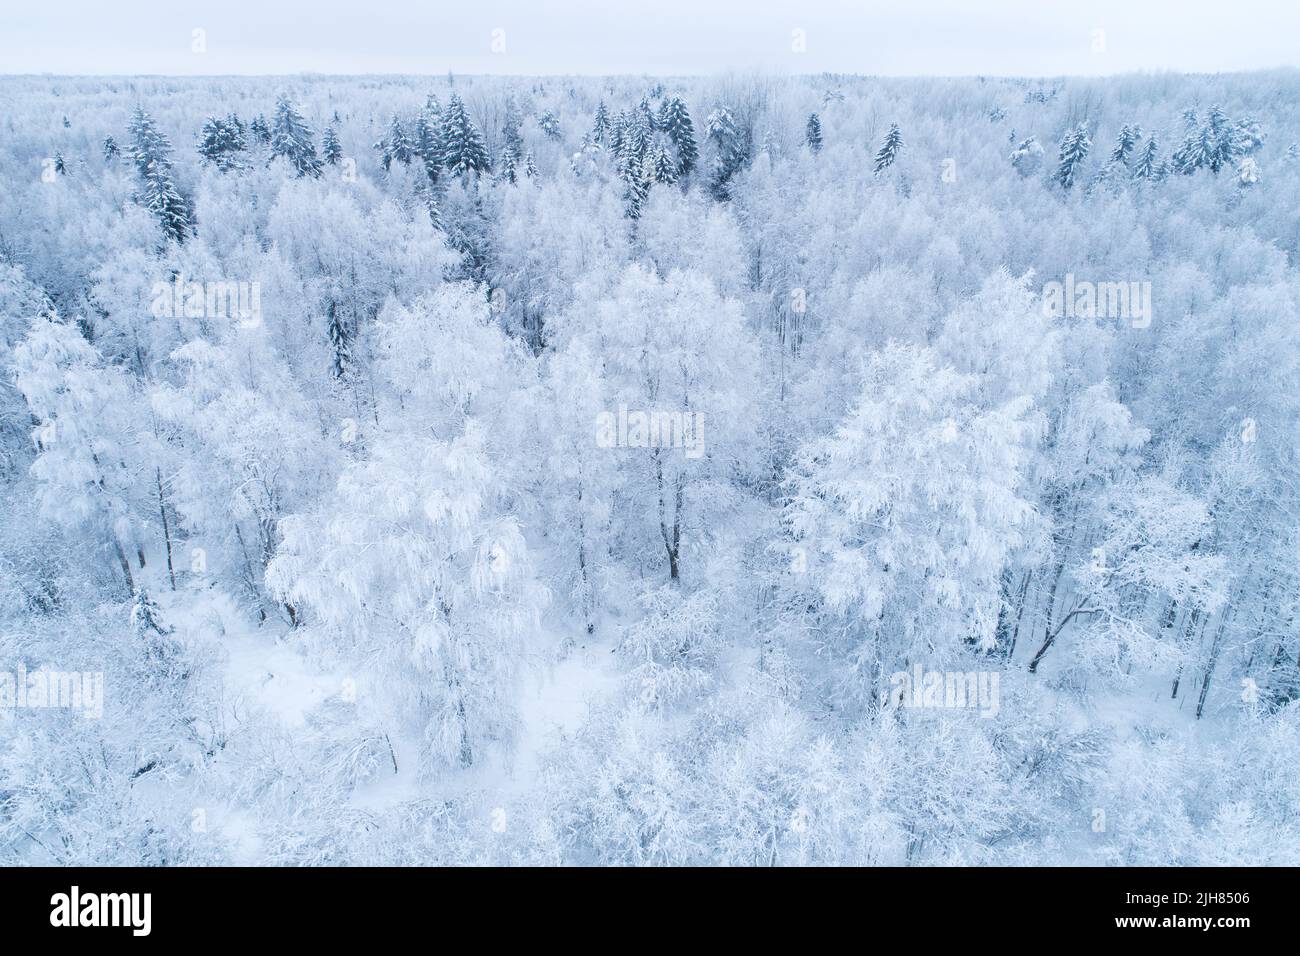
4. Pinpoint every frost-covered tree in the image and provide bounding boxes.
[13,317,151,596]
[1055,123,1091,190]
[872,123,904,174]
[497,145,519,185]
[651,143,678,184]
[1109,124,1142,166]
[413,104,443,182]
[661,96,697,178]
[1010,136,1044,177]
[386,115,415,166]
[785,343,1039,705]
[197,116,247,171]
[806,113,823,153]
[441,93,492,179]
[126,107,190,242]
[590,99,611,145]
[268,285,545,774]
[705,105,751,199]
[1132,135,1163,180]
[321,122,343,165]
[269,94,323,178]
[537,110,562,141]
